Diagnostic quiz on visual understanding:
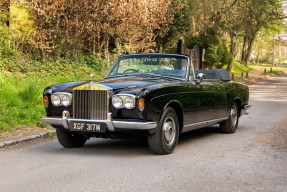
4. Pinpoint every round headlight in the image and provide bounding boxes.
[62,95,72,107]
[124,96,135,109]
[51,94,61,107]
[112,96,123,109]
